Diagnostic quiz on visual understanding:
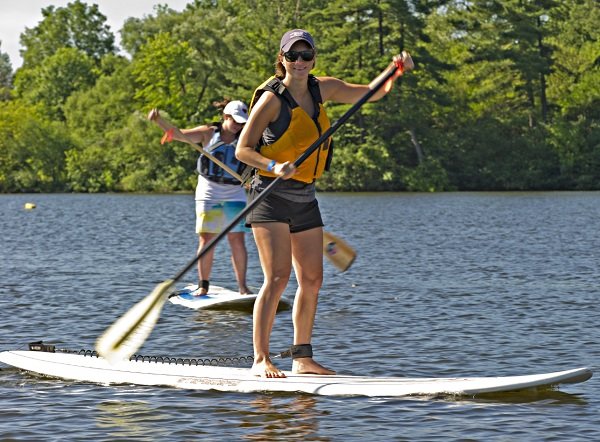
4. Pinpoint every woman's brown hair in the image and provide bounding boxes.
[212,99,229,112]
[274,52,286,79]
